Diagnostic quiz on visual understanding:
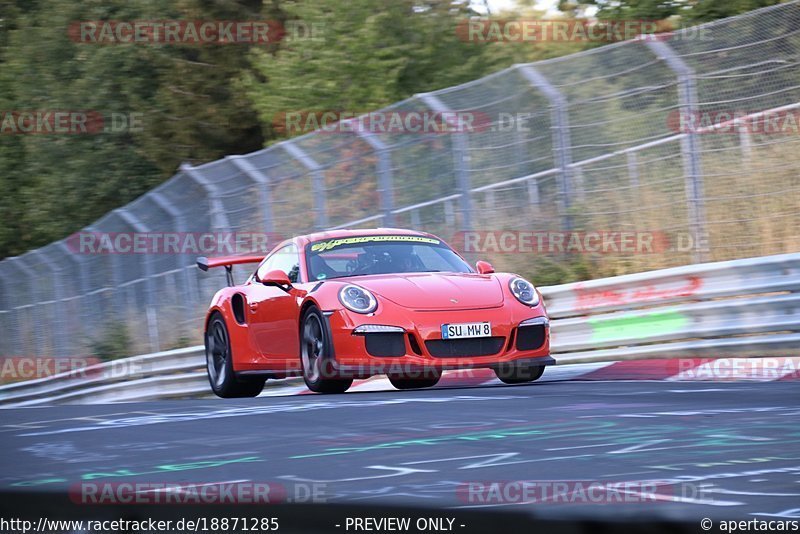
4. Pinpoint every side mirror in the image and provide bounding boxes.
[476,260,495,274]
[260,269,291,286]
